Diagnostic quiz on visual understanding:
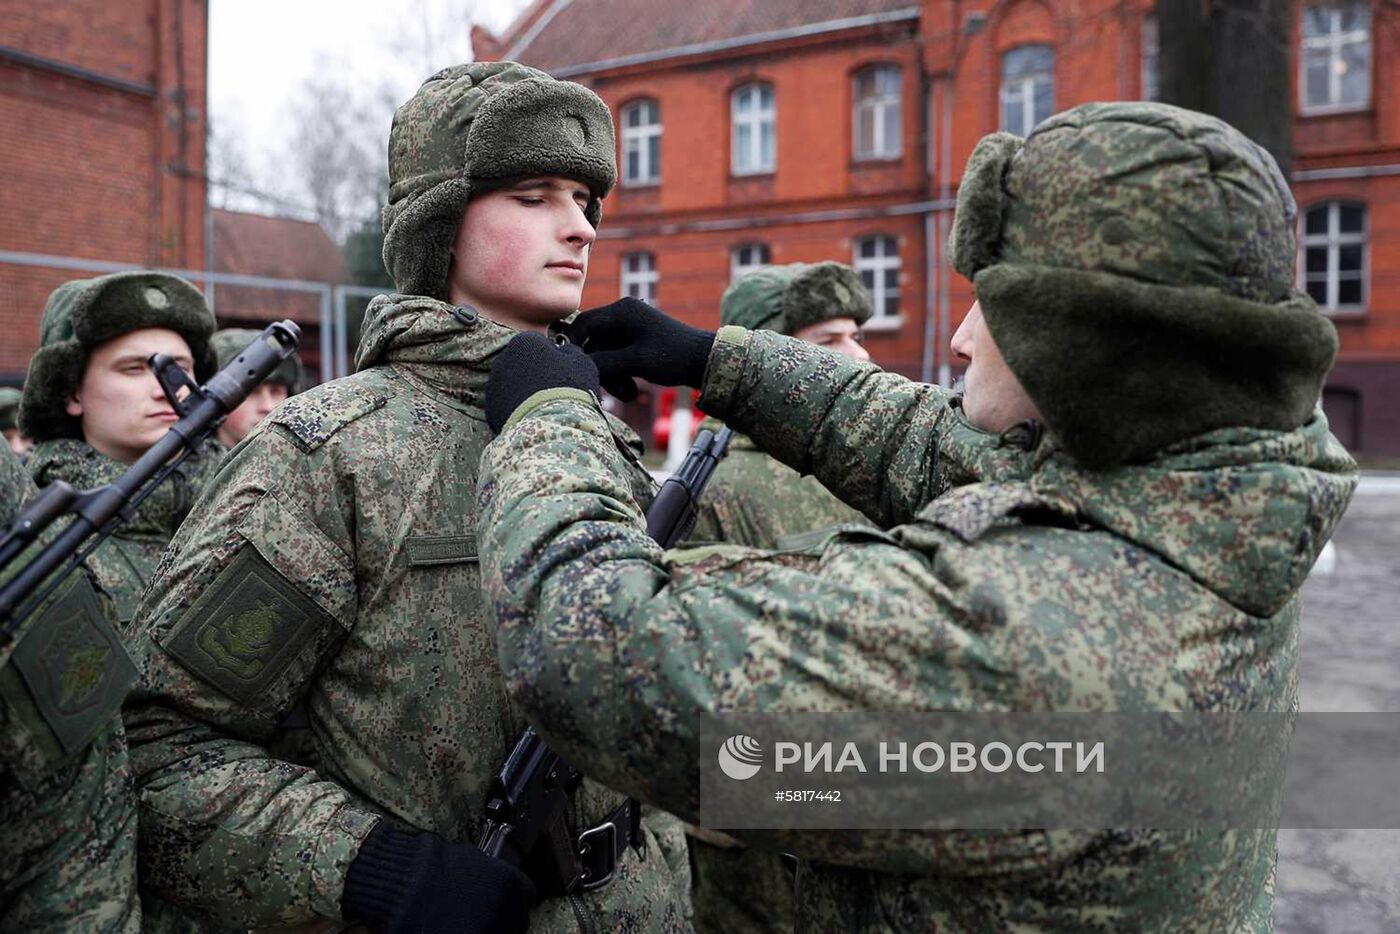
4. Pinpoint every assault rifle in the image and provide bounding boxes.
[0,321,302,641]
[478,423,733,892]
